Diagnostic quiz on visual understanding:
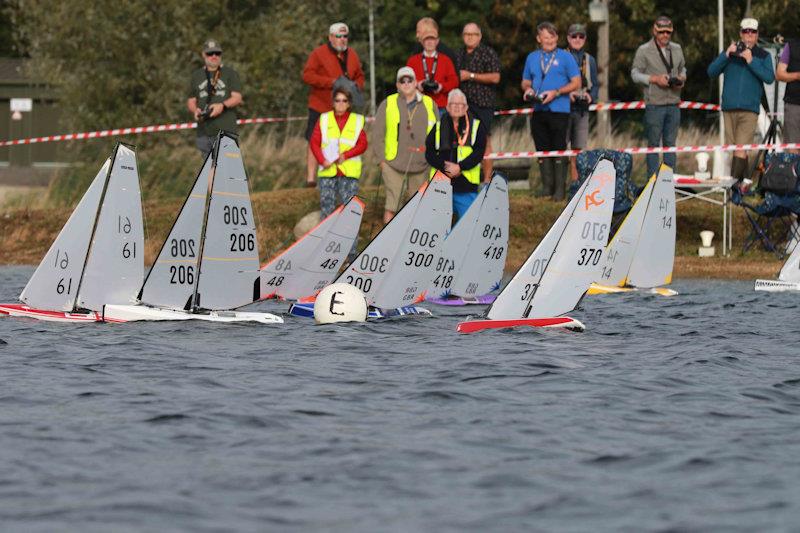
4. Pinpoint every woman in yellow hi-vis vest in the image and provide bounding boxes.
[425,89,488,221]
[310,88,368,218]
